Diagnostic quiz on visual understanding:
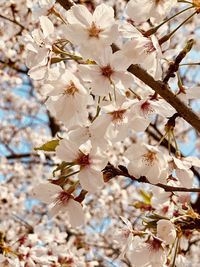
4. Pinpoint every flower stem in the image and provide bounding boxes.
[159,10,197,45]
[128,87,141,100]
[171,237,180,267]
[157,131,168,147]
[168,129,172,155]
[171,130,179,153]
[92,96,101,122]
[144,6,194,37]
[180,62,200,66]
